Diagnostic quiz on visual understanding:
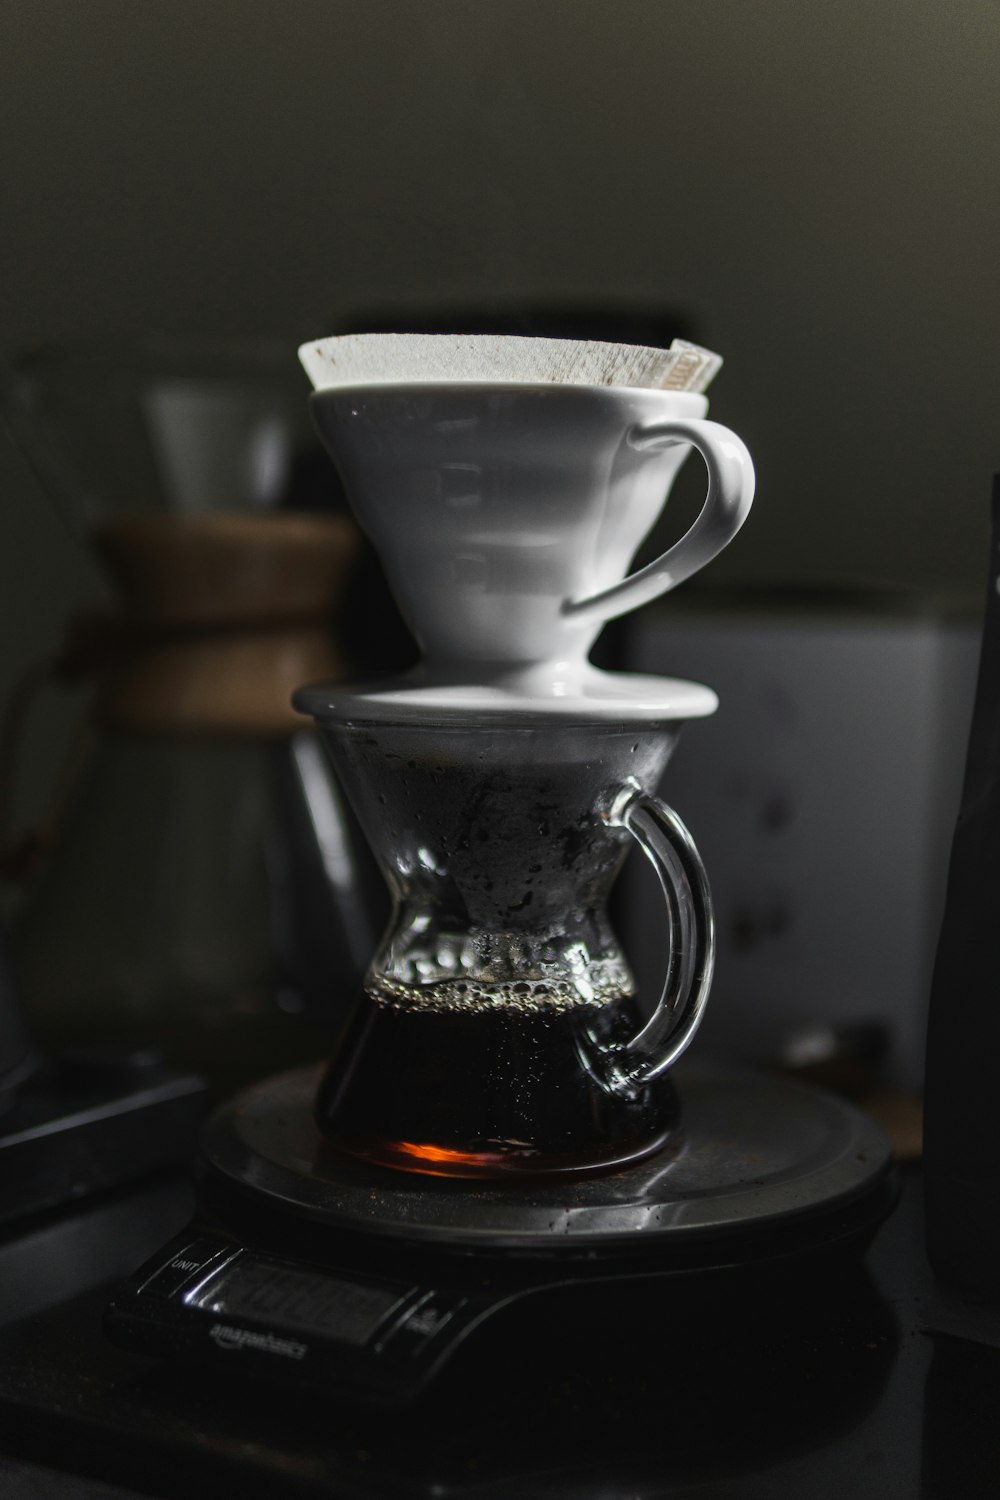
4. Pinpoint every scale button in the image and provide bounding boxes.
[141,1237,233,1297]
[377,1293,466,1357]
